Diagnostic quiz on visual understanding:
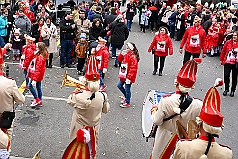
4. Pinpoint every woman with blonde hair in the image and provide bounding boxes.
[117,42,140,107]
[28,42,48,107]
